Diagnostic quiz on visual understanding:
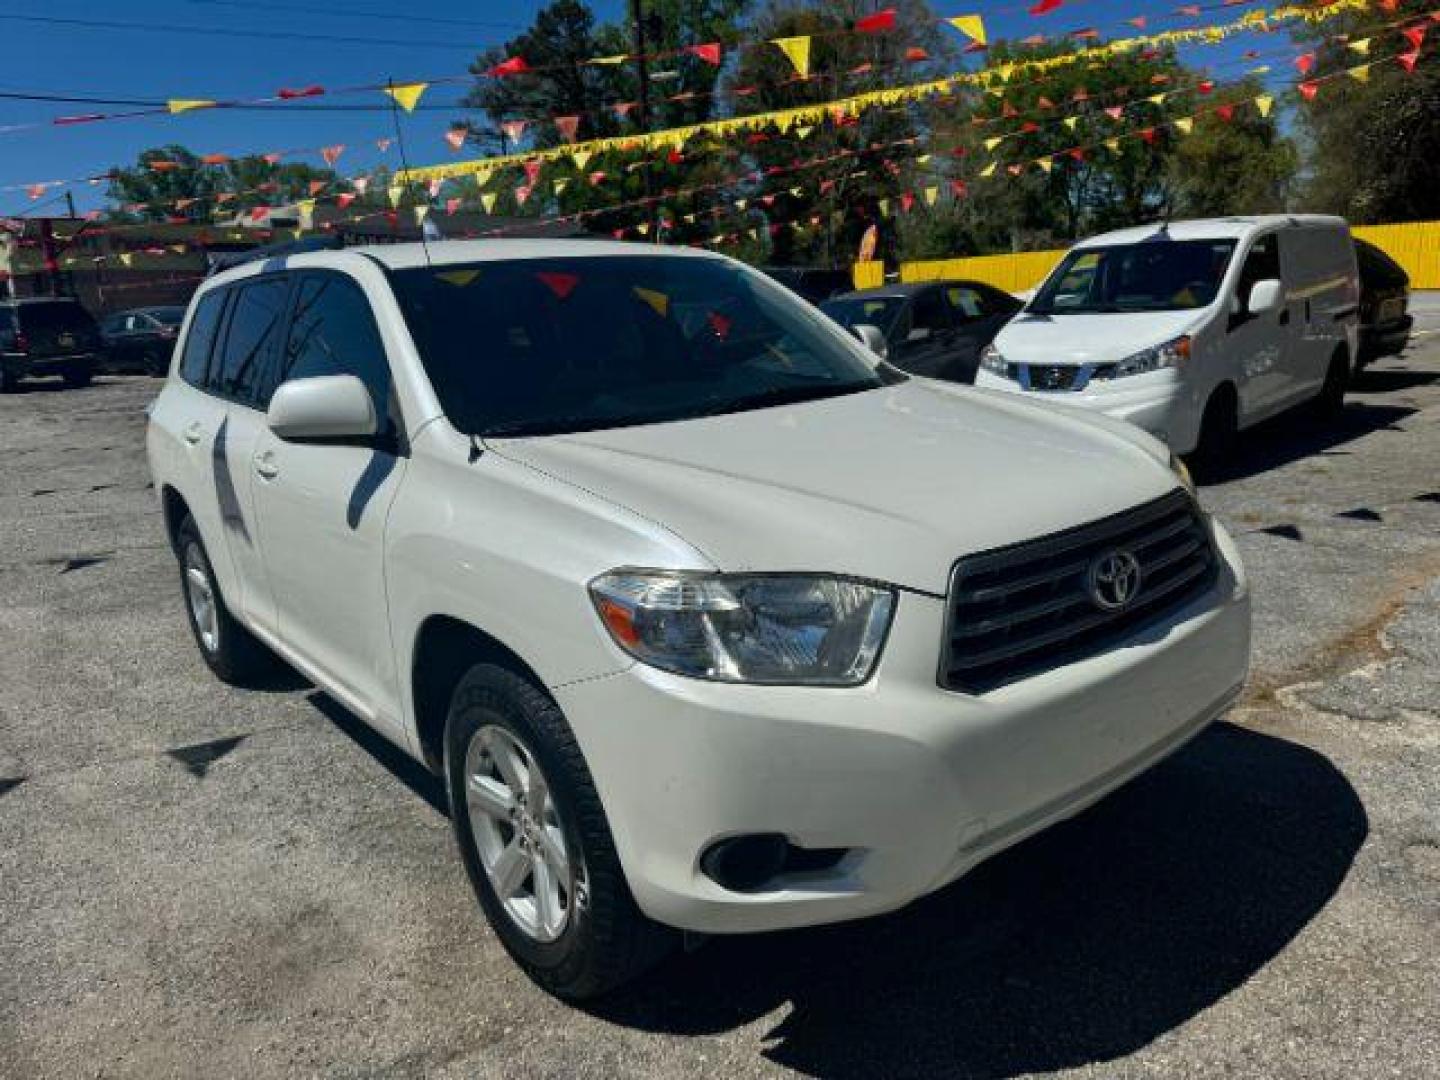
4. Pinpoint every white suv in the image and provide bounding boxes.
[147,240,1250,998]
